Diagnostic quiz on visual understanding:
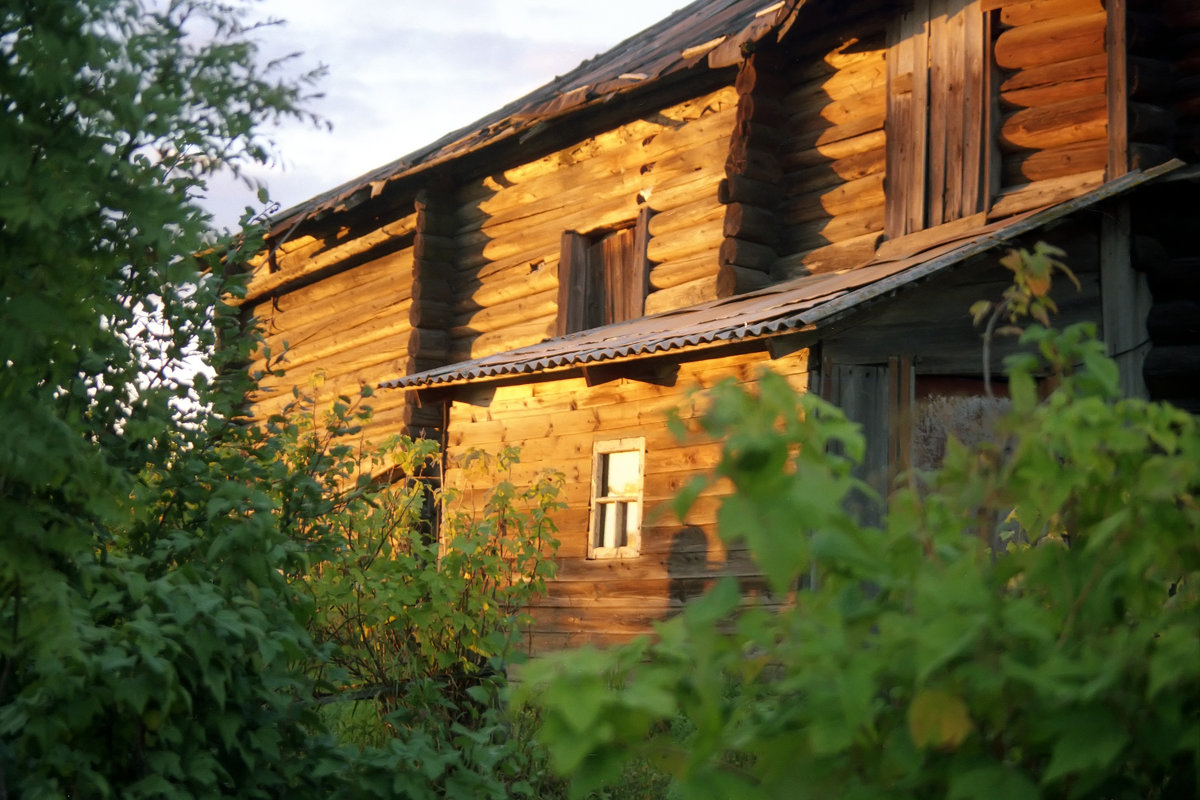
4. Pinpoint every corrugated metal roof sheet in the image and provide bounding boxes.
[382,161,1184,391]
[268,0,799,231]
